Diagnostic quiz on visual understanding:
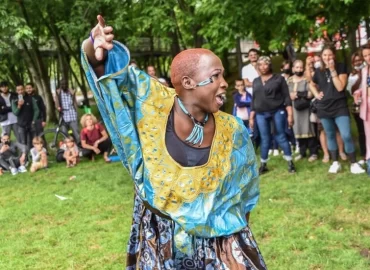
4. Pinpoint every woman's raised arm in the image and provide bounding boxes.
[83,15,114,77]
